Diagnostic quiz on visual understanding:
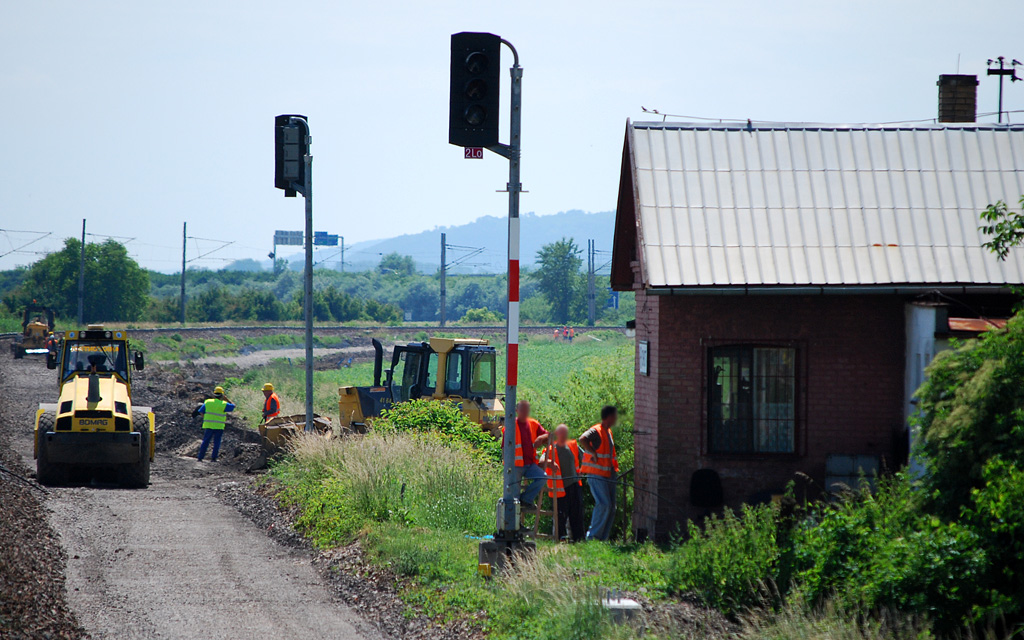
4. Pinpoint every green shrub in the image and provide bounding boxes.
[373,399,501,464]
[667,503,780,614]
[914,316,1024,519]
[458,307,503,324]
[789,477,989,630]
